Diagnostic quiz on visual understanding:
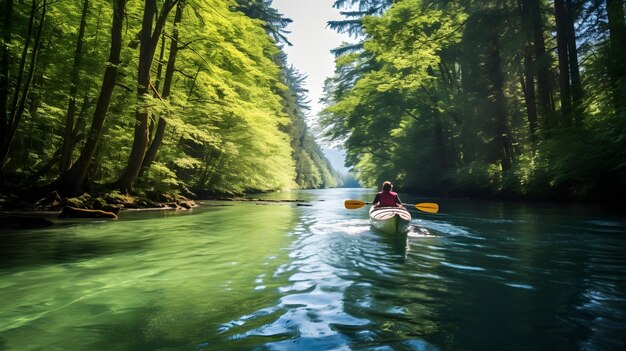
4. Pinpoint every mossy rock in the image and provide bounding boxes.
[104,191,137,206]
[64,193,92,208]
[178,200,195,209]
[137,198,161,208]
